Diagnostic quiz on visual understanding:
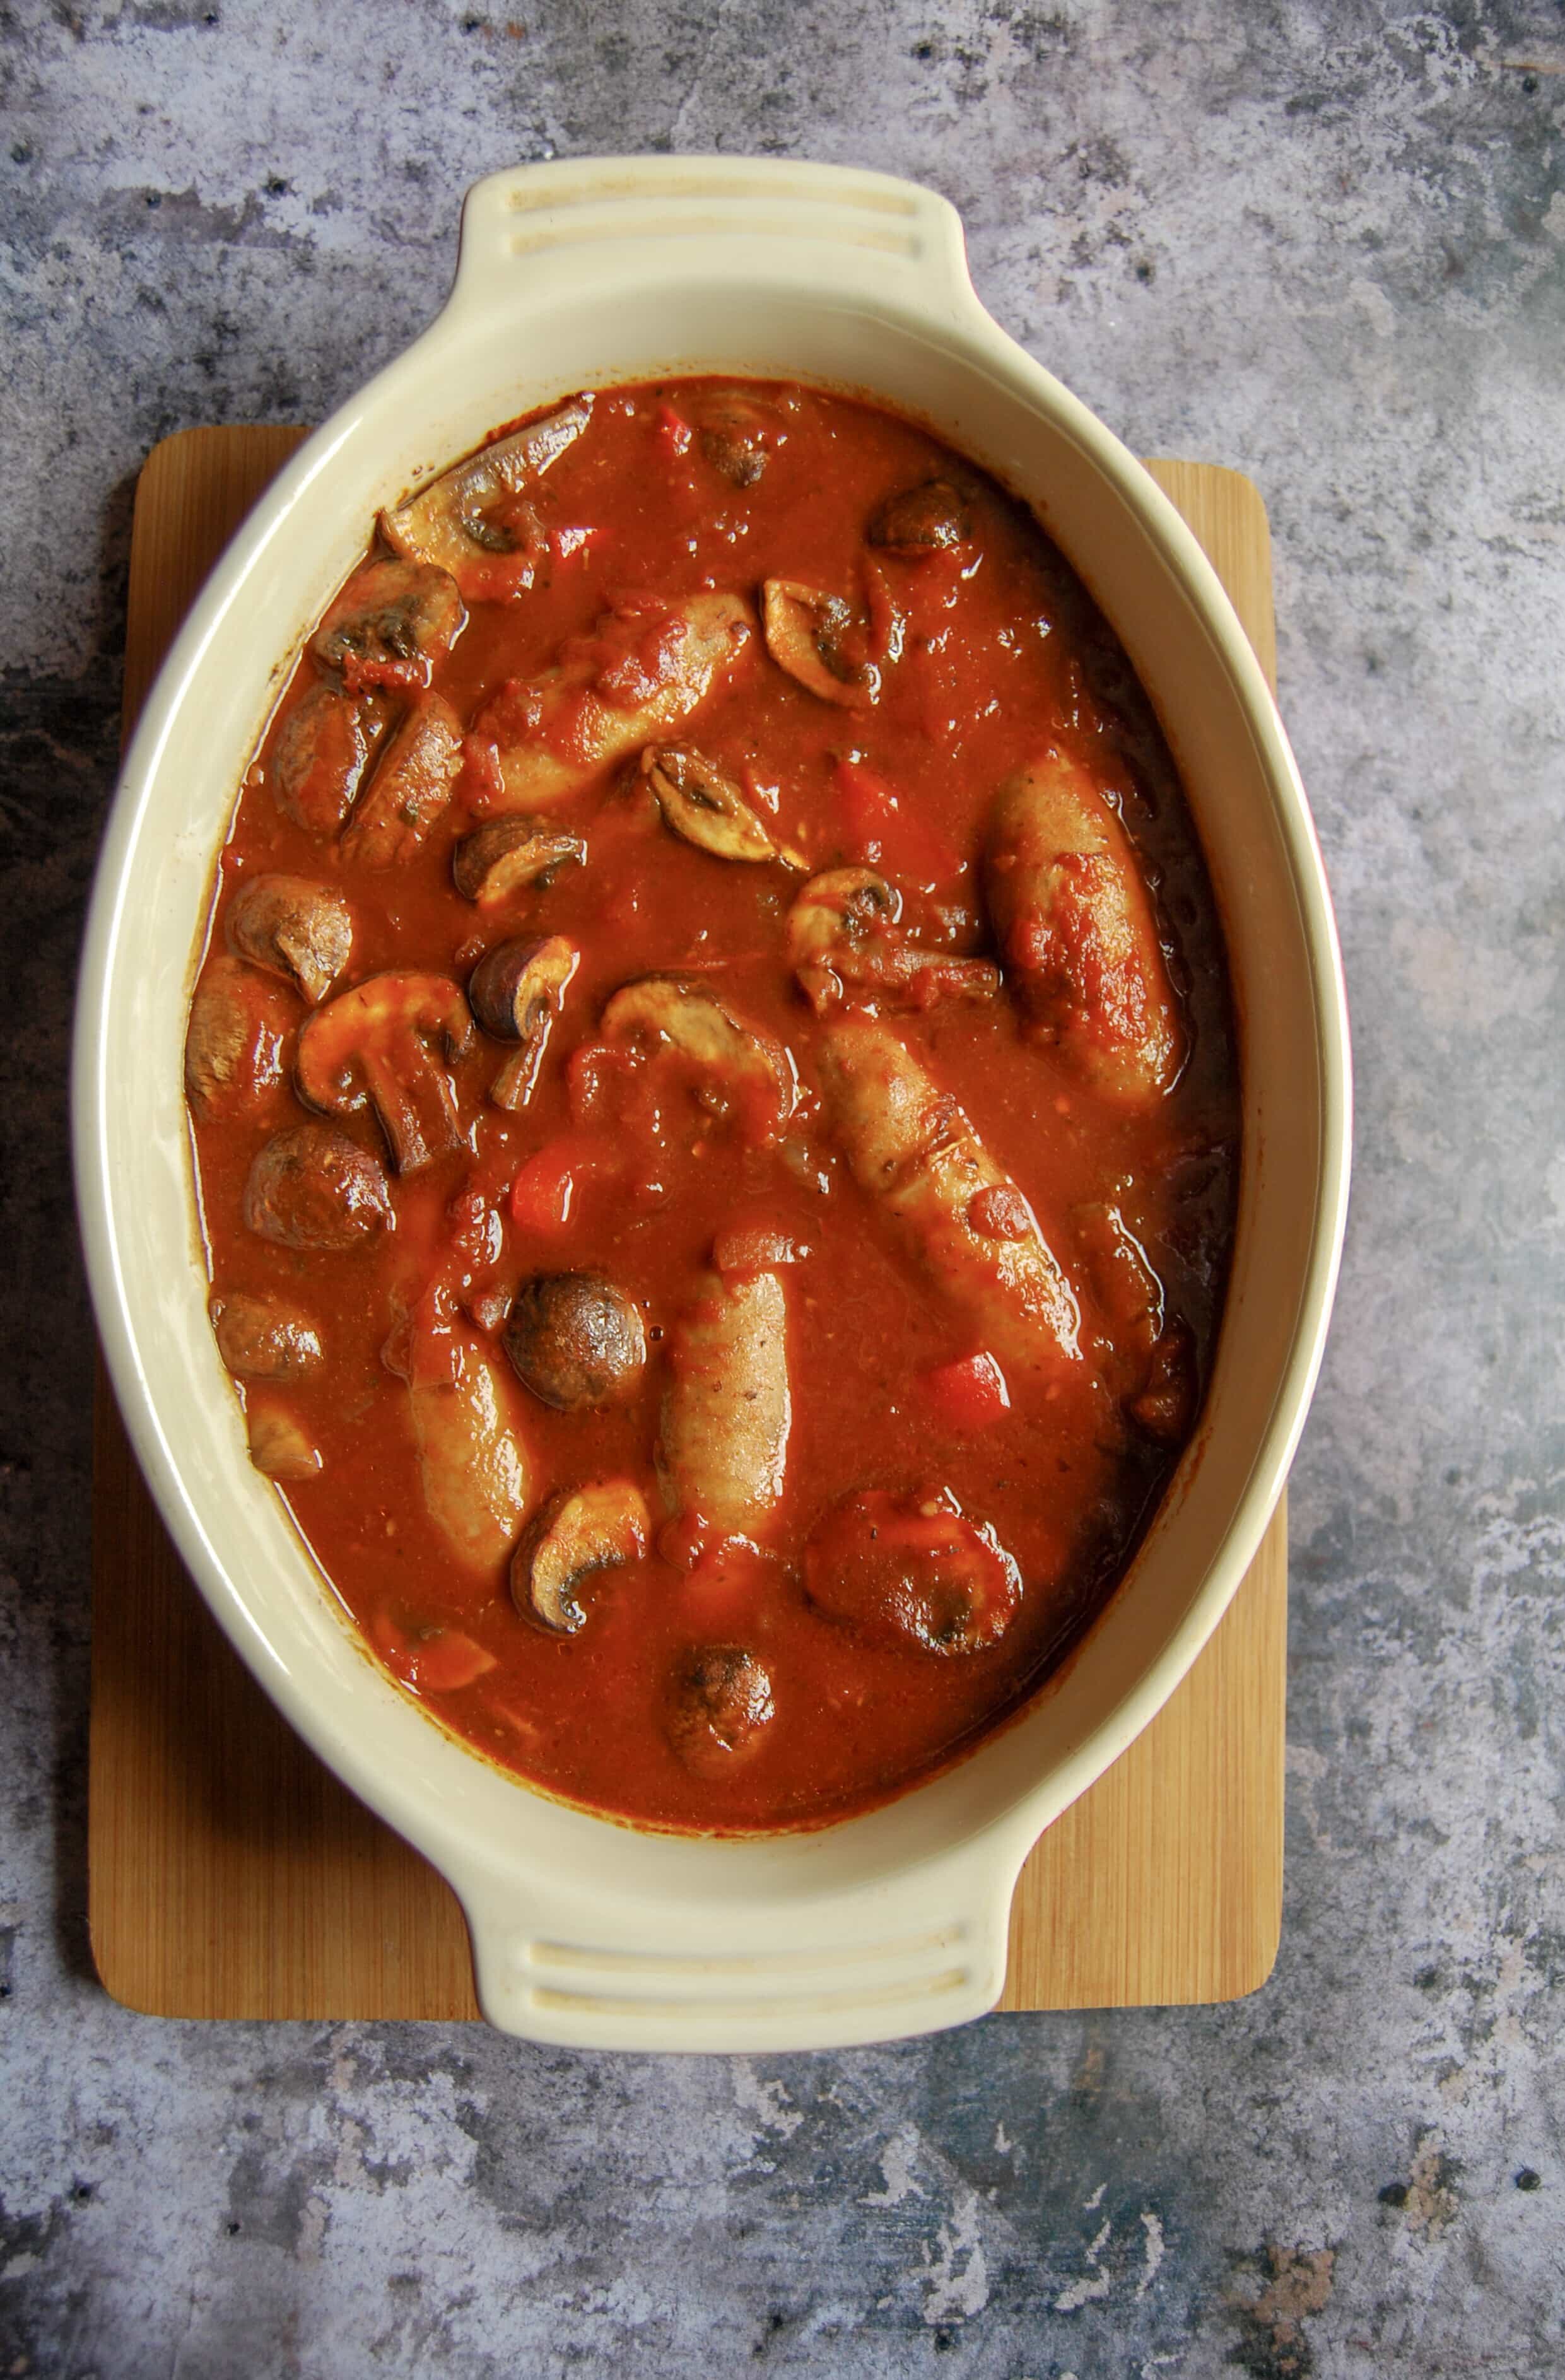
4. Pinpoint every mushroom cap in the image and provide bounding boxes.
[269,683,378,836]
[470,936,579,1111]
[468,935,578,1043]
[212,1294,324,1380]
[867,478,975,556]
[226,874,353,1005]
[665,1646,775,1774]
[502,1272,648,1413]
[241,1124,392,1251]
